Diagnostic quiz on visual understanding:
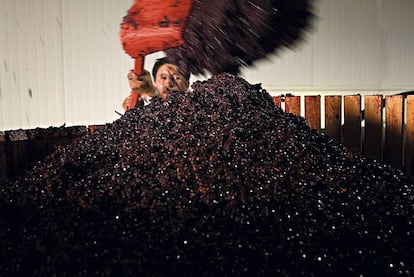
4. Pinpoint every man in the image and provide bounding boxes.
[123,57,190,111]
